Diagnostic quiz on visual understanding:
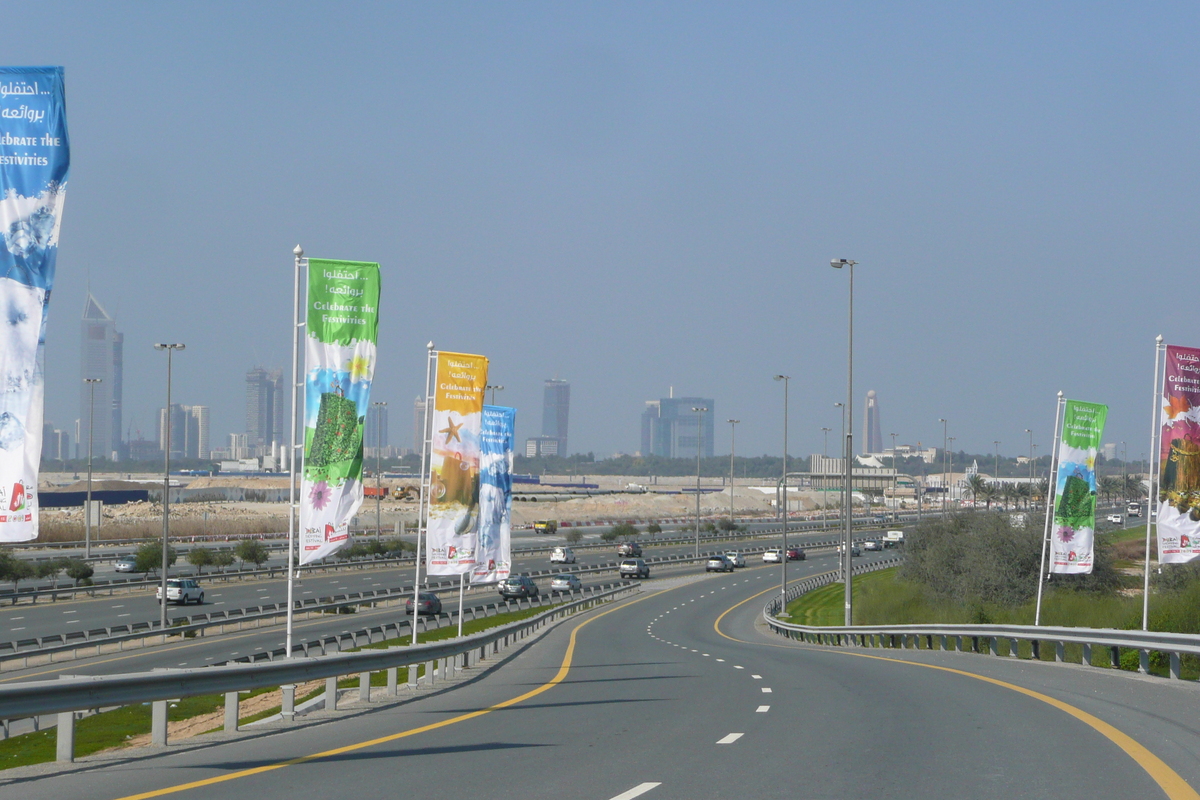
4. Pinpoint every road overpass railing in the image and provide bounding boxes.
[0,582,641,763]
[763,560,1200,683]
